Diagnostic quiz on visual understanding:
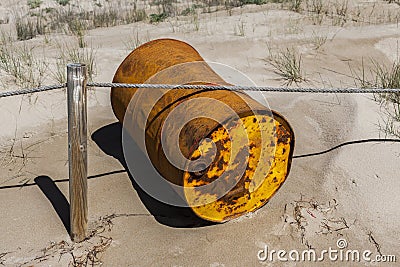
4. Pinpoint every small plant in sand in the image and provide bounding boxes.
[0,32,48,87]
[15,13,46,41]
[12,1,147,42]
[305,0,326,25]
[67,18,88,48]
[383,0,400,4]
[351,59,400,137]
[191,14,200,31]
[310,30,328,50]
[149,0,176,22]
[120,3,147,24]
[55,0,70,6]
[52,41,96,83]
[266,47,306,85]
[149,13,169,23]
[289,0,303,13]
[332,0,349,26]
[226,0,267,7]
[234,21,246,36]
[123,29,150,51]
[181,4,199,16]
[306,0,324,14]
[27,0,42,9]
[372,61,400,137]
